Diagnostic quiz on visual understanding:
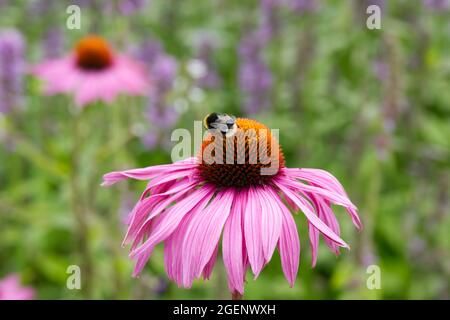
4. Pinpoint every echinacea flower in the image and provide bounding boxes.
[0,274,35,300]
[102,117,362,296]
[32,35,149,107]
